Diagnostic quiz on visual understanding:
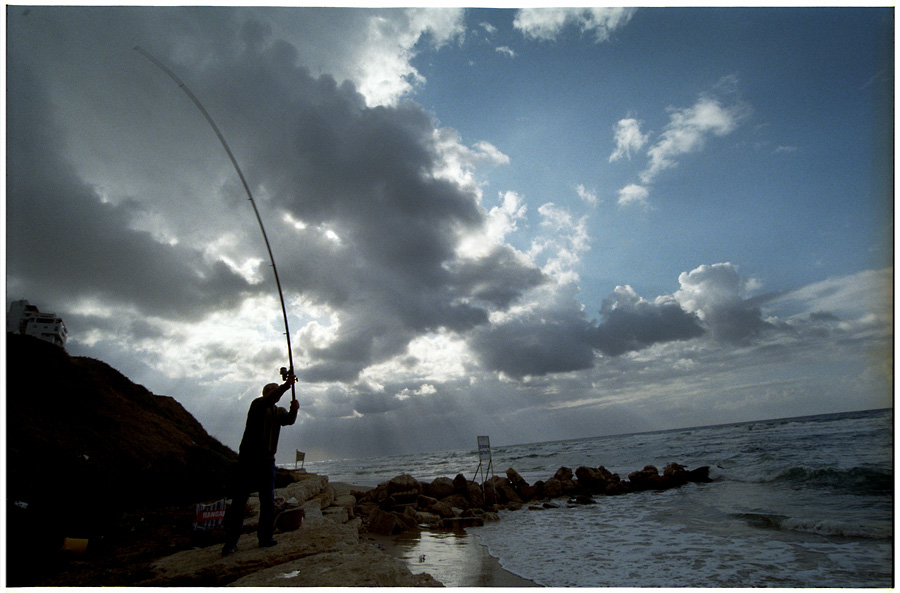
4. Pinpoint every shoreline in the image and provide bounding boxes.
[331,481,540,587]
